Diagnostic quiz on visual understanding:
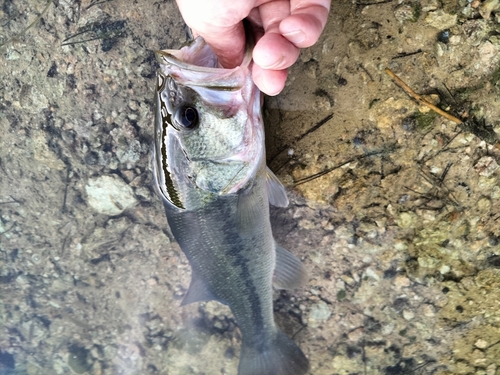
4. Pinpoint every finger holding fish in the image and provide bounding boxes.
[174,0,331,95]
